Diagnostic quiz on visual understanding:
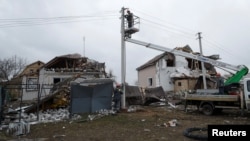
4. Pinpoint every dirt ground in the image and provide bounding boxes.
[1,105,250,141]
